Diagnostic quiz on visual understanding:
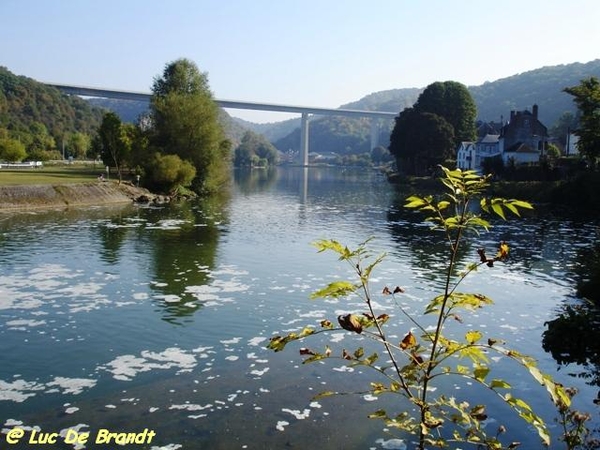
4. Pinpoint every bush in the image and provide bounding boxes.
[145,152,196,193]
[0,138,27,162]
